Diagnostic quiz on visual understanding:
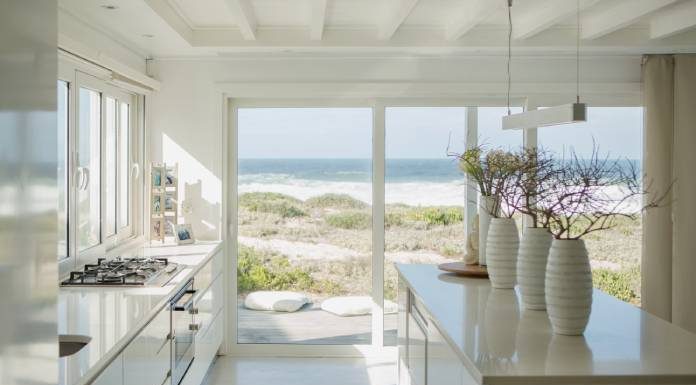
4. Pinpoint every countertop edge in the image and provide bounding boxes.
[73,241,224,385]
[396,264,485,385]
[395,264,696,385]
